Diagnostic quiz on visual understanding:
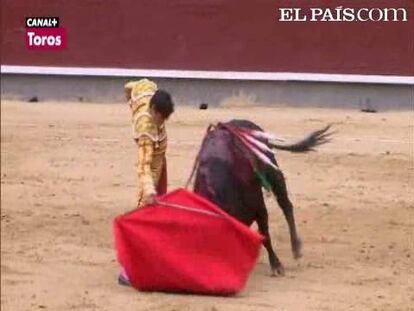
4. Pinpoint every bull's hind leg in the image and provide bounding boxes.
[268,169,303,259]
[255,194,285,276]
